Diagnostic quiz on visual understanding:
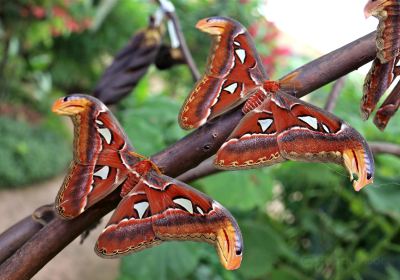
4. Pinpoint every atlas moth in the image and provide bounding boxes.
[362,0,400,130]
[52,94,243,270]
[178,16,374,191]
